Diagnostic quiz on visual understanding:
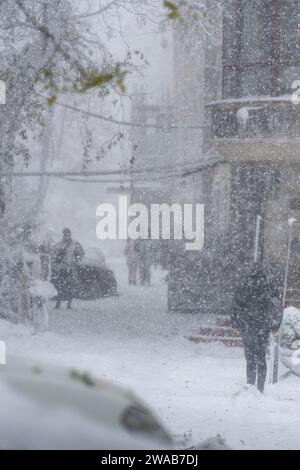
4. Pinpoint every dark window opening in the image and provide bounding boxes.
[290,198,300,211]
[223,0,300,98]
